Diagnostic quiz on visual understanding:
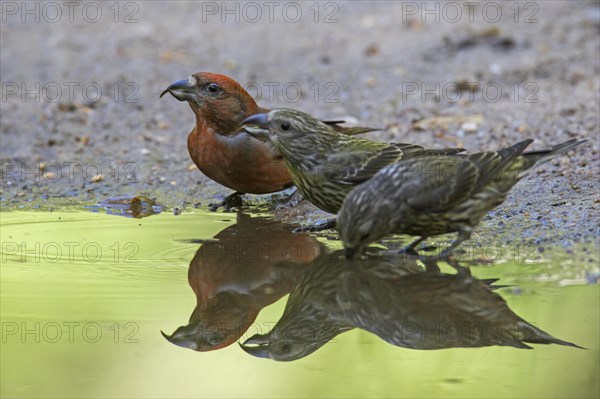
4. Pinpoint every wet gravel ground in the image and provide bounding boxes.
[1,1,598,254]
